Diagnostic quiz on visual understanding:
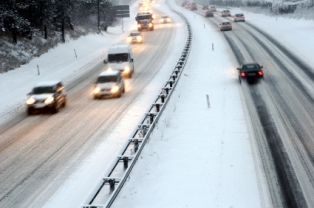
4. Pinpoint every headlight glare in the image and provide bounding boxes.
[93,87,101,94]
[44,96,54,104]
[137,36,142,41]
[124,66,130,72]
[26,97,35,105]
[111,86,119,93]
